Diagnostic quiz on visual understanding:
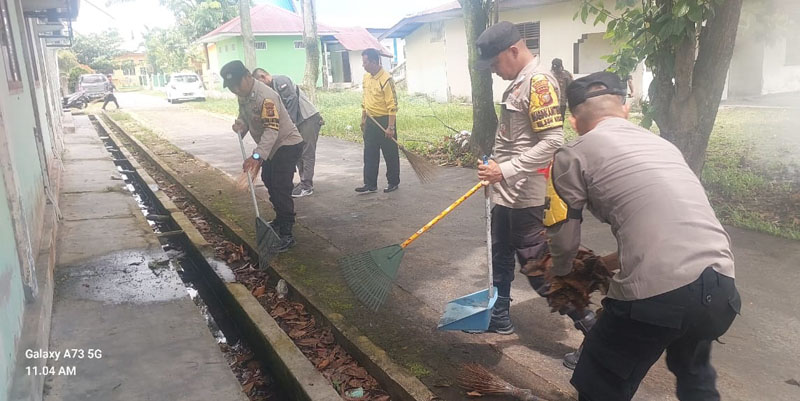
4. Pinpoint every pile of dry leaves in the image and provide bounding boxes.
[522,249,618,312]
